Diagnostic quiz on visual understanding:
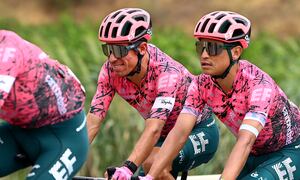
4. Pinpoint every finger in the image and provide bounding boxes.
[106,167,116,179]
